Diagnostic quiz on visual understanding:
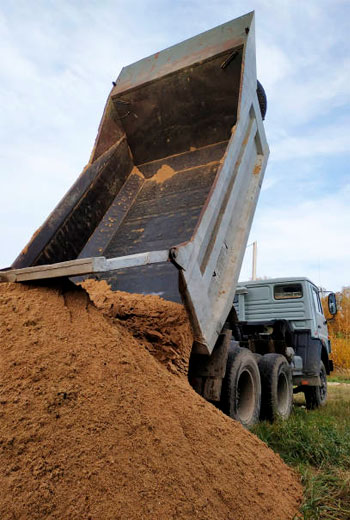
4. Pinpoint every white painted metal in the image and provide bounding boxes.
[0,250,169,283]
[235,278,321,333]
[104,250,169,271]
